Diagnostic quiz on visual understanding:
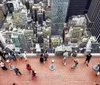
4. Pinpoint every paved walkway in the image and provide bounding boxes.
[0,57,100,85]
